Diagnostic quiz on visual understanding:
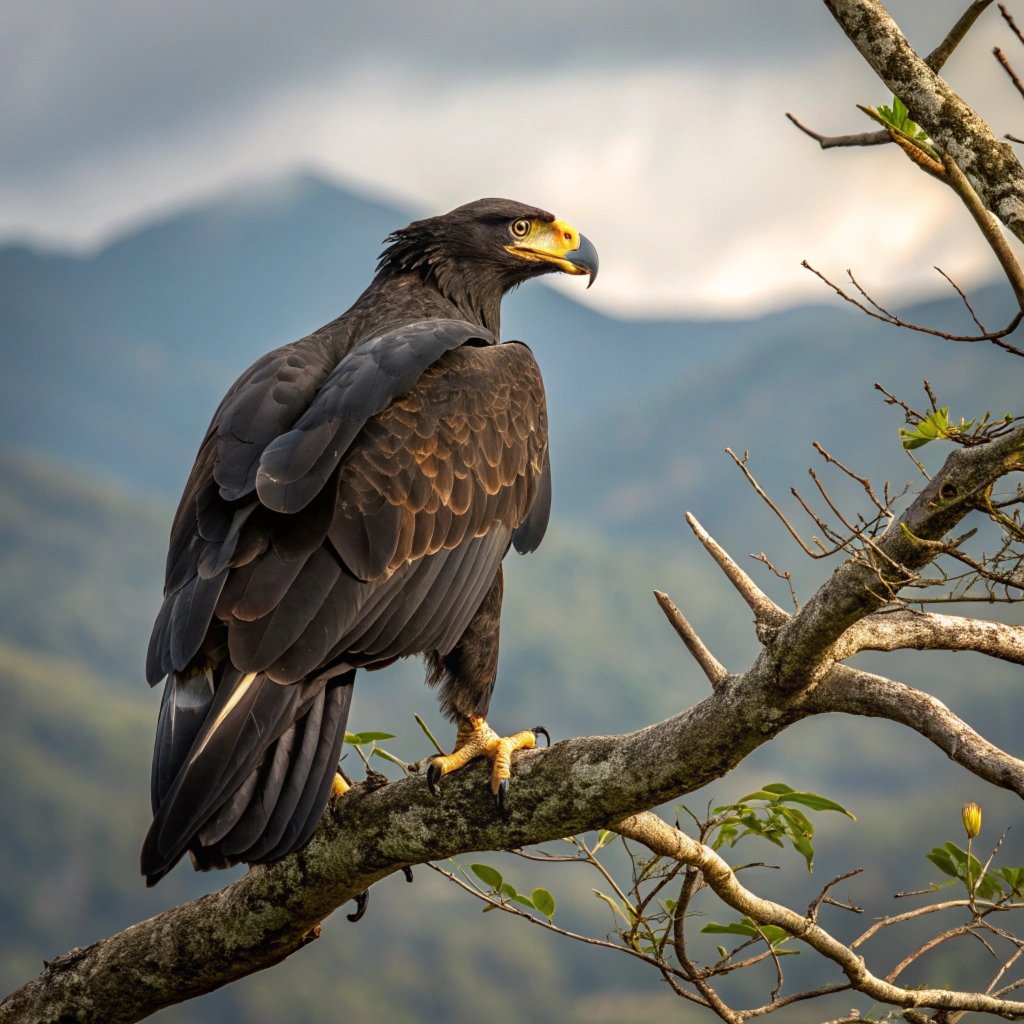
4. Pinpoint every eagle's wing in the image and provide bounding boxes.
[147,319,493,685]
[143,323,548,881]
